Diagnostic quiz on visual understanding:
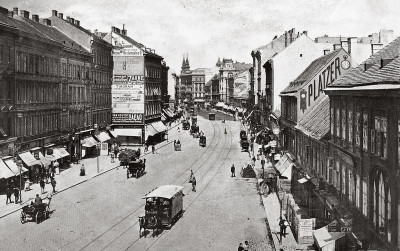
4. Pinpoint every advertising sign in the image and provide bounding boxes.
[100,142,108,156]
[298,219,314,244]
[112,75,144,124]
